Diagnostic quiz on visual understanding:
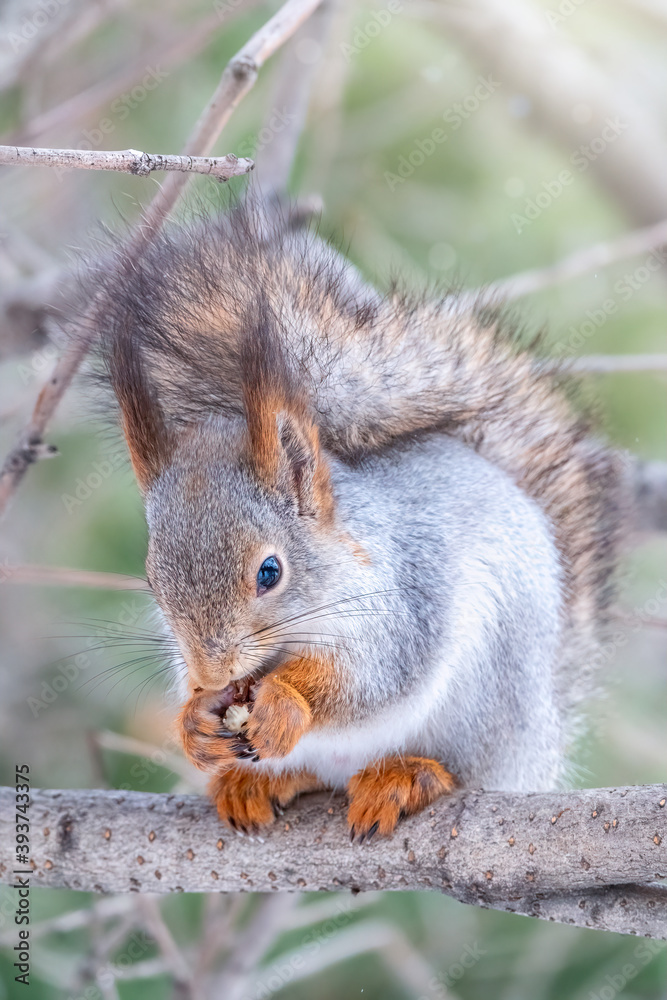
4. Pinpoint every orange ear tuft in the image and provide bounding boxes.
[109,334,173,492]
[241,309,334,522]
